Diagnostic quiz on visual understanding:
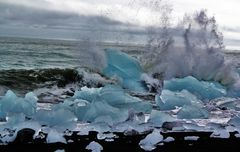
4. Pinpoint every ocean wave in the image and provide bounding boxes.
[0,68,82,94]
